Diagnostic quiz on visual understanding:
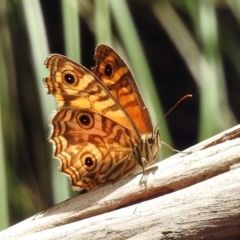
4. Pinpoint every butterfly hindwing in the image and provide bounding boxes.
[50,108,140,190]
